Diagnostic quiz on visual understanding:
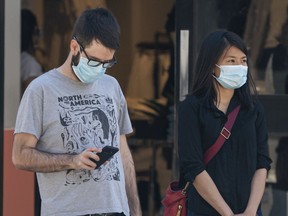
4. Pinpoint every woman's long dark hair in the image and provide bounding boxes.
[21,9,38,53]
[191,30,257,108]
